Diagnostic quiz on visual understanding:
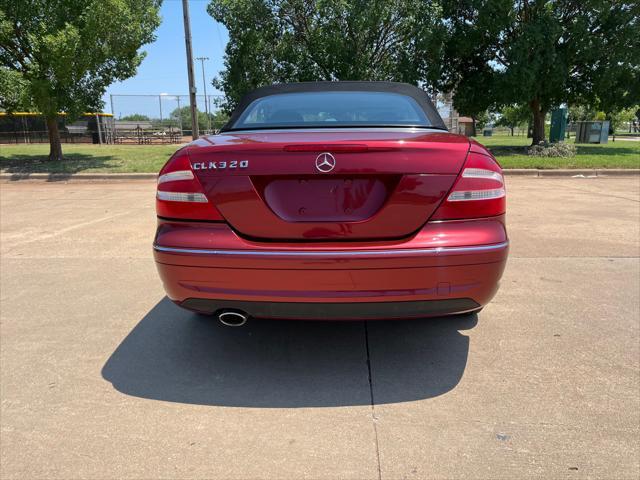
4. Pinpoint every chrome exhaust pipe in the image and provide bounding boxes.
[217,310,248,327]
